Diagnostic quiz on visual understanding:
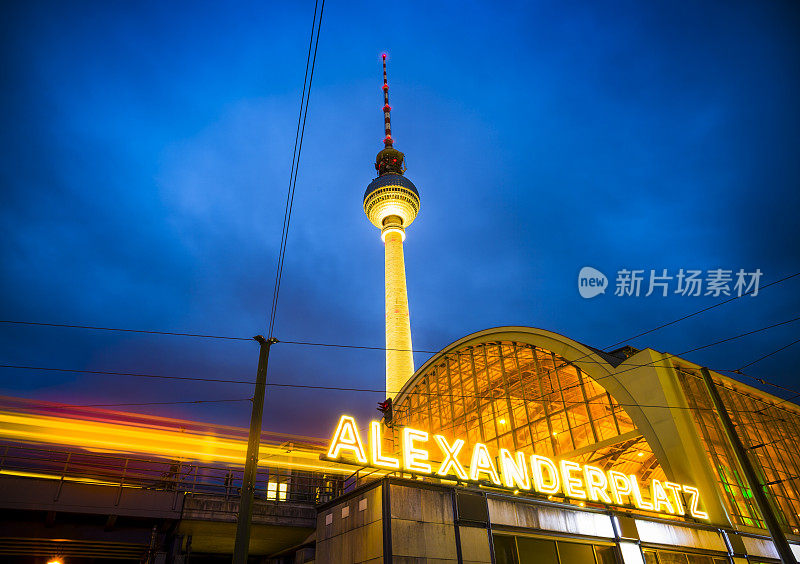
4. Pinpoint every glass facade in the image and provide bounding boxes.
[642,548,728,564]
[677,365,800,533]
[494,534,617,564]
[391,341,666,484]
